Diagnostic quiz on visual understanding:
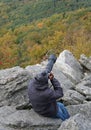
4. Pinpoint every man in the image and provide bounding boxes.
[28,54,70,121]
